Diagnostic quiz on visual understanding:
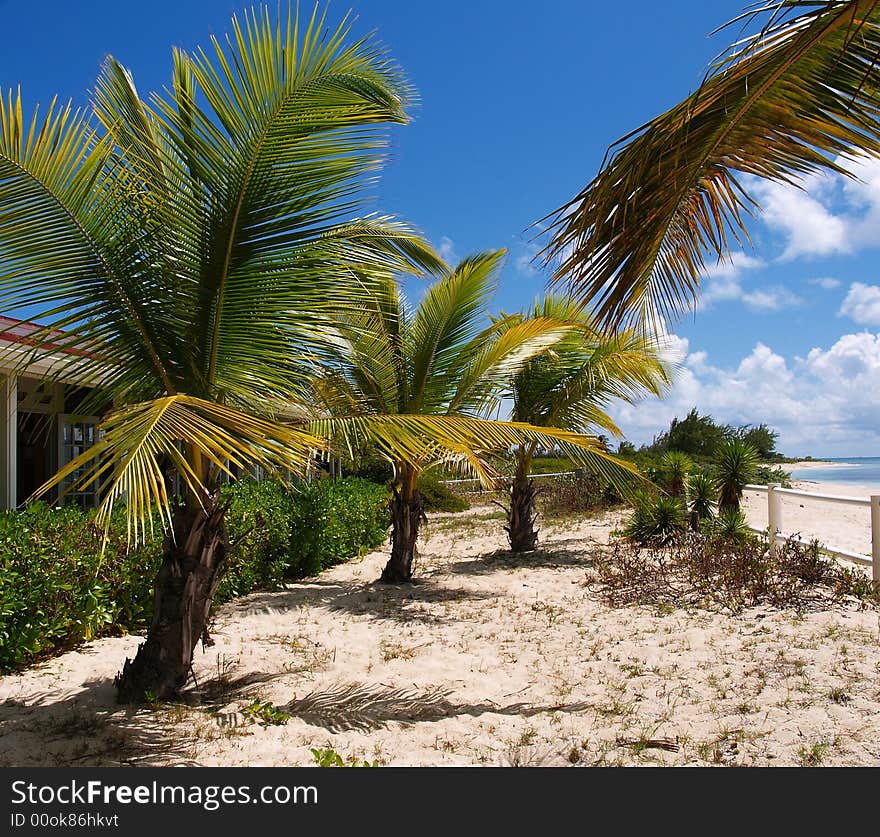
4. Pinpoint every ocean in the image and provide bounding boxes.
[789,457,880,488]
